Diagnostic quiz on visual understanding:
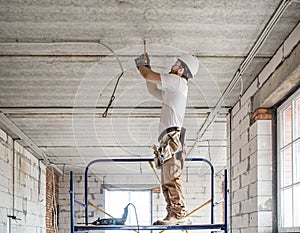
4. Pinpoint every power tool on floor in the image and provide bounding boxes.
[92,203,129,225]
